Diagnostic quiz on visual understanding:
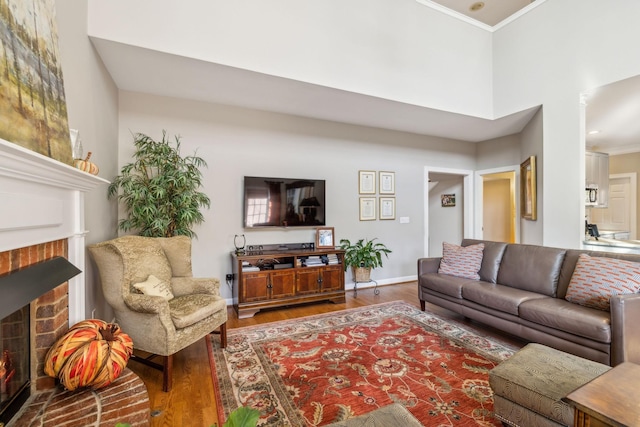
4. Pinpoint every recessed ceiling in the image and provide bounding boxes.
[425,0,537,27]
